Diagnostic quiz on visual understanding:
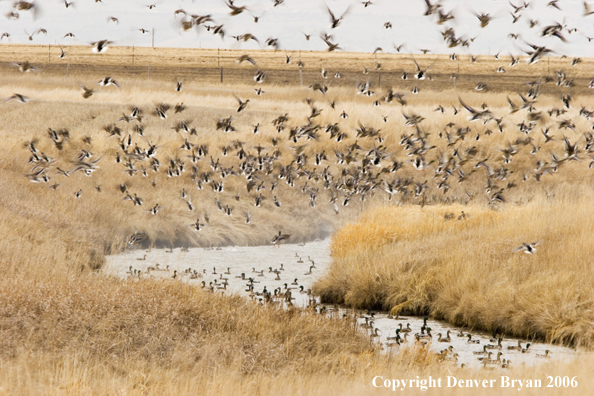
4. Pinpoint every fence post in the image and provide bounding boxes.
[48,43,51,63]
[151,29,155,48]
[220,67,223,83]
[132,45,135,65]
[547,58,550,78]
[67,63,69,77]
[299,69,303,87]
[148,64,151,79]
